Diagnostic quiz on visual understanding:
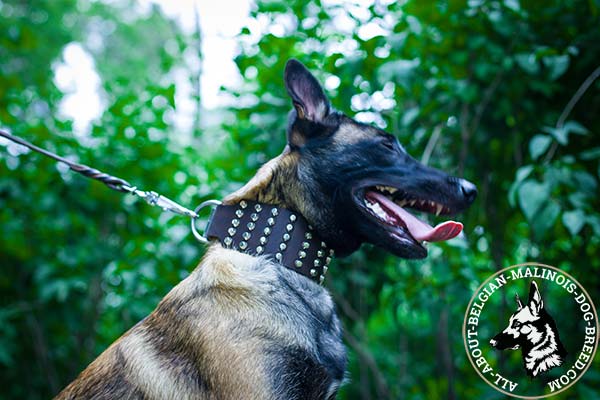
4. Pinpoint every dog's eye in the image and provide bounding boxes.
[513,322,521,329]
[381,137,396,151]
